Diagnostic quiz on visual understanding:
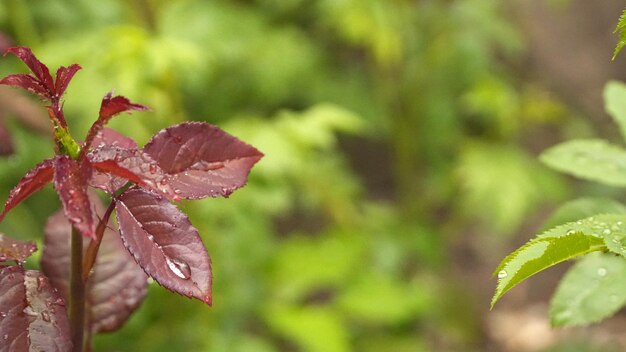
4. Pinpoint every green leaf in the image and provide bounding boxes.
[540,139,626,187]
[613,9,626,60]
[604,81,626,141]
[491,232,605,308]
[550,252,626,326]
[541,197,626,231]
